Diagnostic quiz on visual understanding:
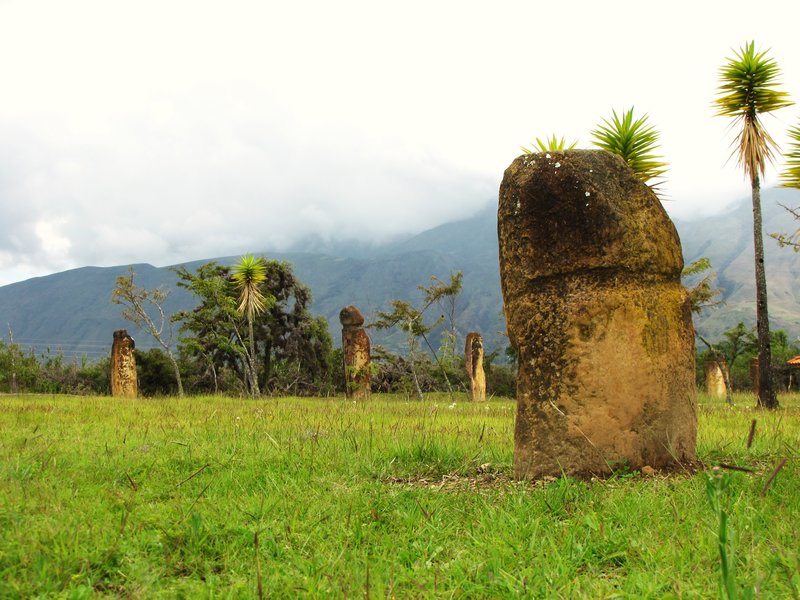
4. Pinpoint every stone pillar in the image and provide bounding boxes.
[704,359,727,399]
[750,357,759,392]
[498,150,697,480]
[340,305,371,399]
[110,329,138,398]
[465,332,487,401]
